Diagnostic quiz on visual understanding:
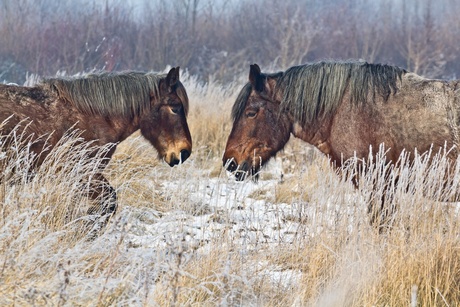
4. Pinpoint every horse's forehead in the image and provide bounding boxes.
[157,87,181,103]
[240,92,262,110]
[248,90,280,108]
[163,91,180,102]
[248,95,264,107]
[163,84,189,115]
[248,89,267,102]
